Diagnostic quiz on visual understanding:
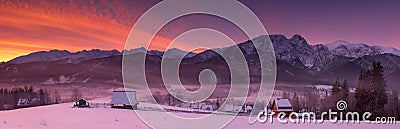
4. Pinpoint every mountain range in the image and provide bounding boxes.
[1,34,400,90]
